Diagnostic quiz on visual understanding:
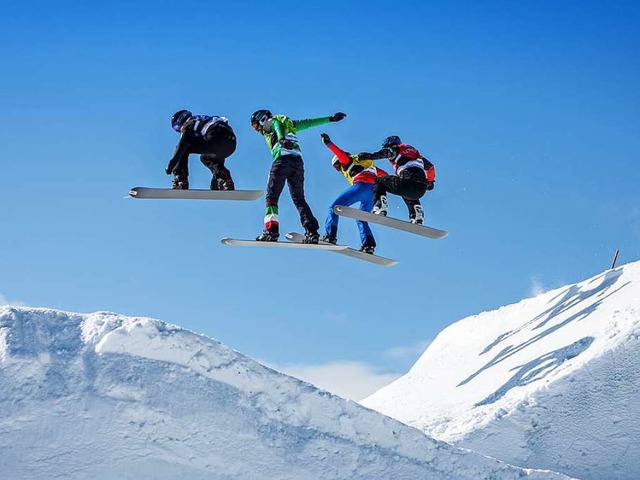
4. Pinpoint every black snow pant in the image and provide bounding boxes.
[175,126,237,189]
[264,154,319,234]
[374,167,428,216]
